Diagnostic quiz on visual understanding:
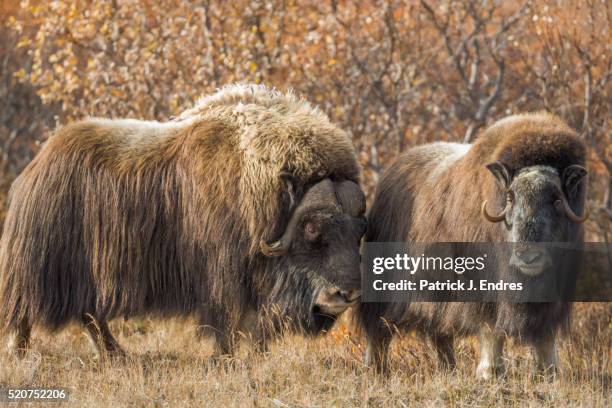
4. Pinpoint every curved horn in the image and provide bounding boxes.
[555,198,589,223]
[260,213,302,257]
[482,200,506,223]
[260,239,288,257]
